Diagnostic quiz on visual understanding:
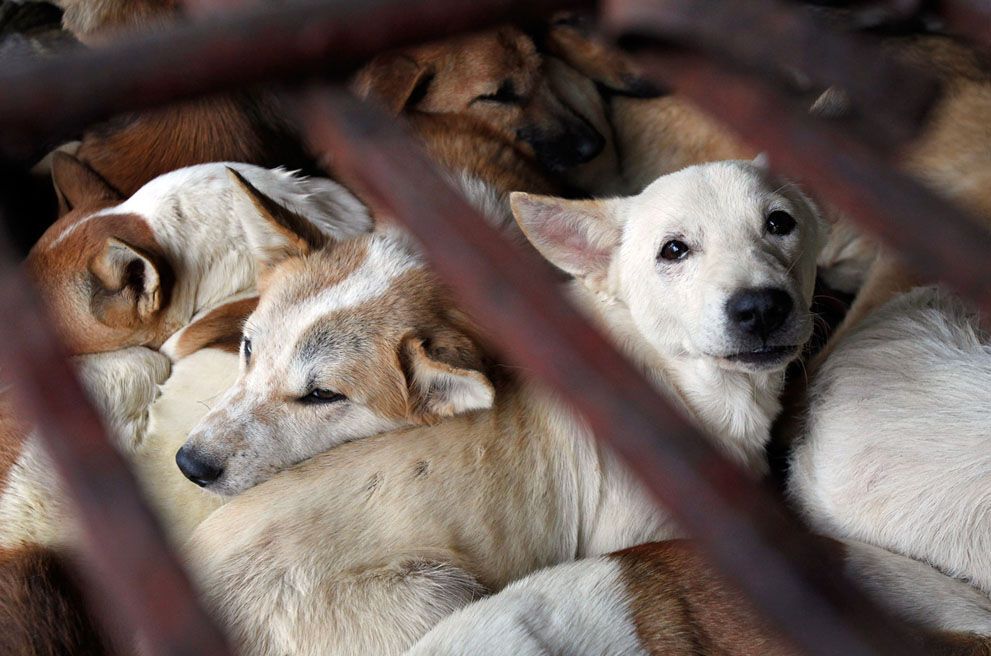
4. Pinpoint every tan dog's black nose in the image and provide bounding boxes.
[517,122,605,171]
[176,444,223,487]
[727,288,793,342]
